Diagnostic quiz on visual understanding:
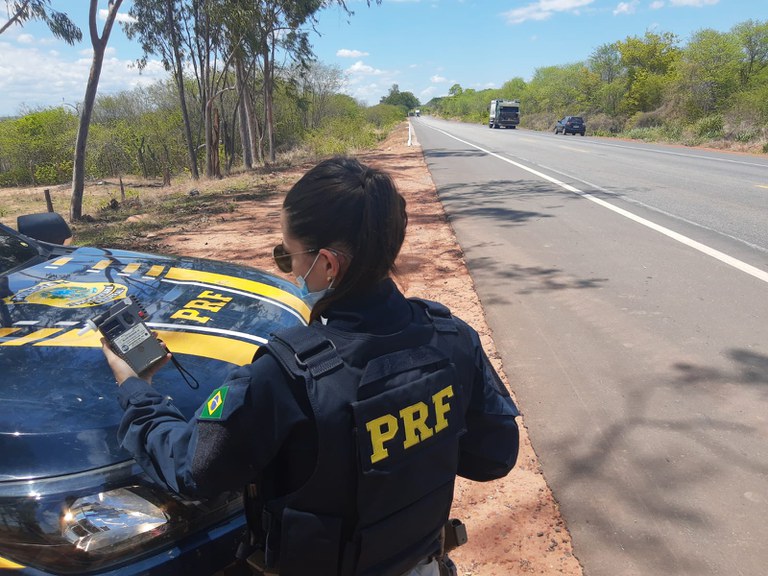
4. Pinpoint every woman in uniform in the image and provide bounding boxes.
[103,156,520,576]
